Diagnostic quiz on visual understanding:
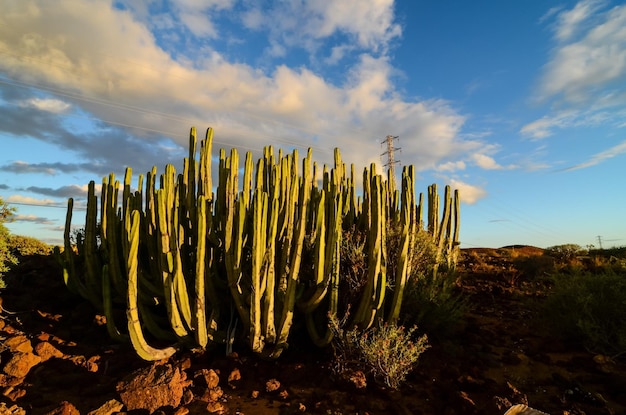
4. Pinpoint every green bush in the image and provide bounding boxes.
[401,270,468,340]
[541,270,626,357]
[397,228,467,339]
[0,198,17,288]
[330,315,429,389]
[513,254,556,279]
[8,234,52,257]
